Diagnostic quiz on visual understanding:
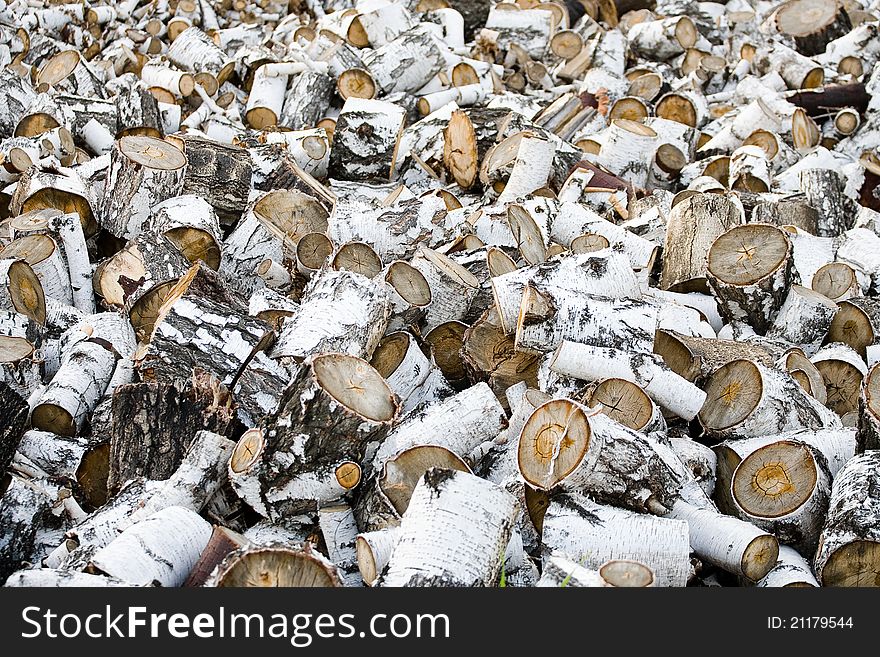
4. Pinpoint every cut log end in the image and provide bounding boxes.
[212,544,343,587]
[732,440,818,519]
[518,399,590,490]
[707,224,790,287]
[313,353,398,423]
[699,359,763,432]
